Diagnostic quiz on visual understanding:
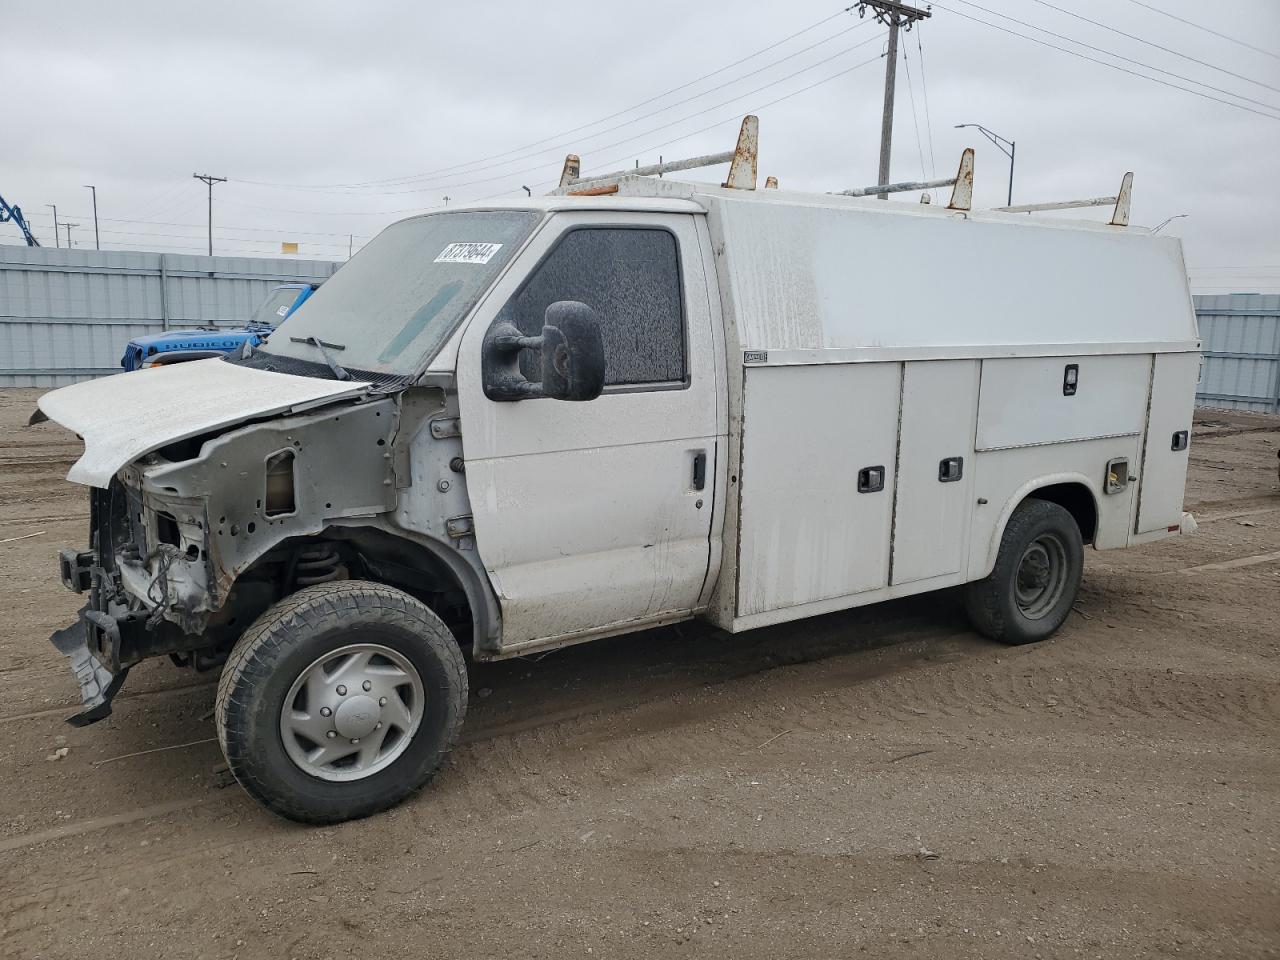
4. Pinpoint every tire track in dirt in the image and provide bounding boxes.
[6,611,1277,859]
[0,514,87,527]
[0,797,216,855]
